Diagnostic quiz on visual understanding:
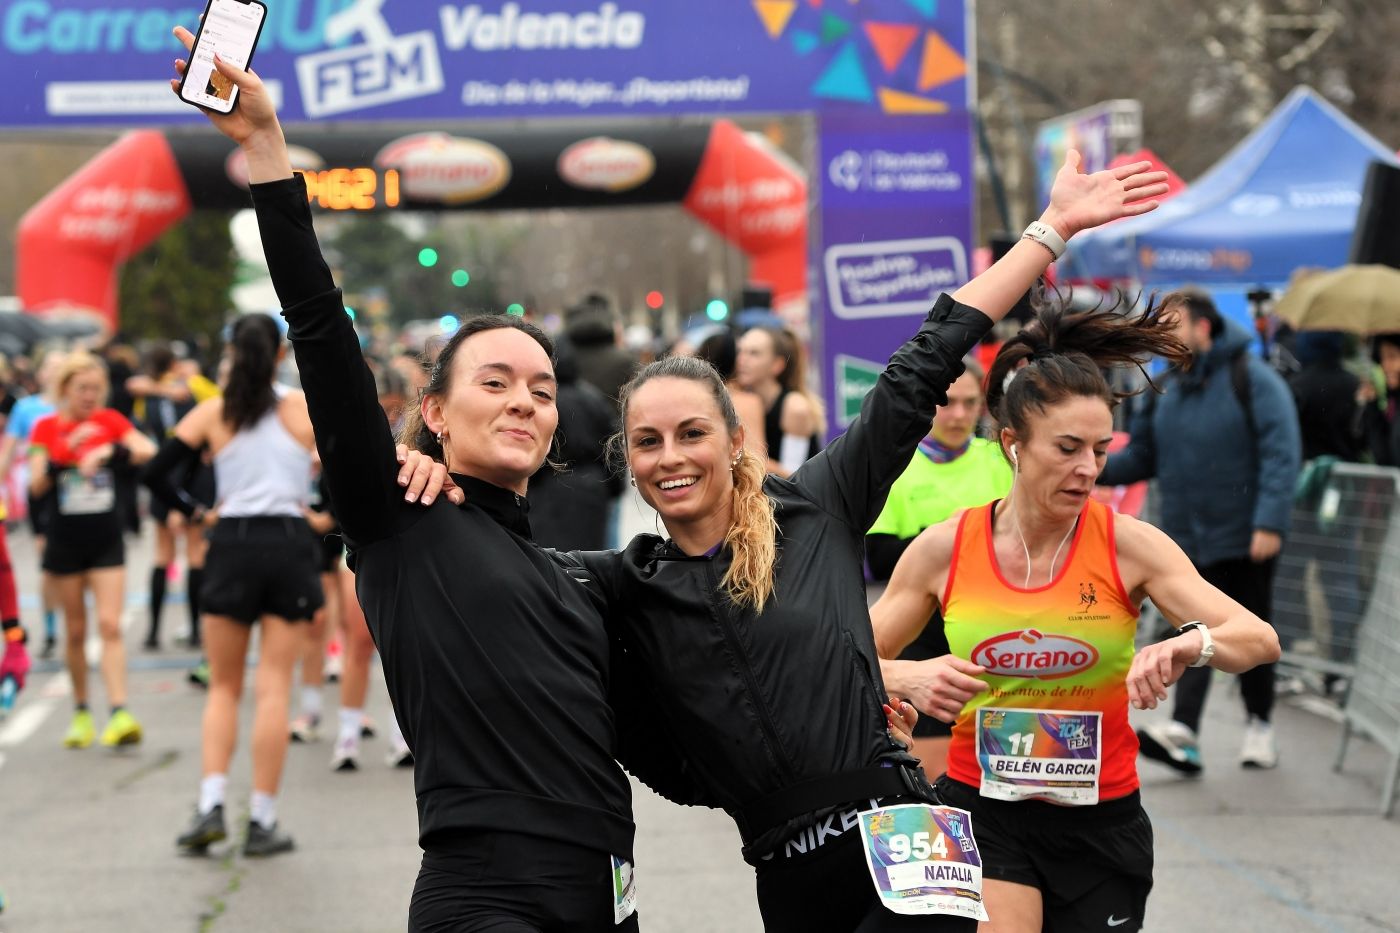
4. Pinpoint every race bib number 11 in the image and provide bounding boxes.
[977,708,1102,805]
